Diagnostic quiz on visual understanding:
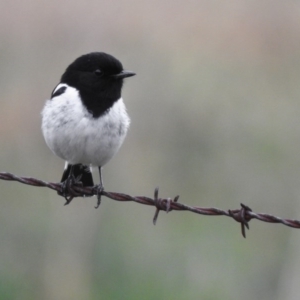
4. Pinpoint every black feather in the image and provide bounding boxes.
[61,164,94,186]
[51,86,67,99]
